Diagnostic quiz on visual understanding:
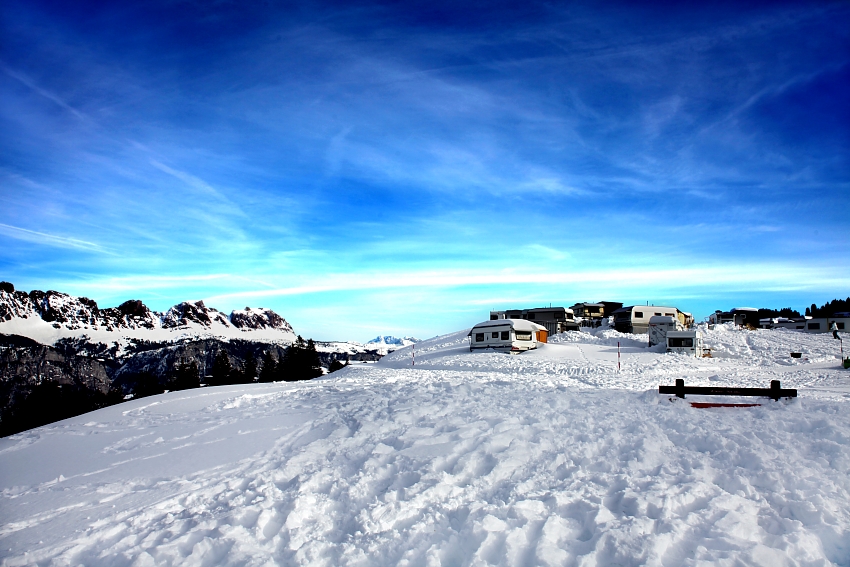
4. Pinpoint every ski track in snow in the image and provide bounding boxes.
[1,325,849,566]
